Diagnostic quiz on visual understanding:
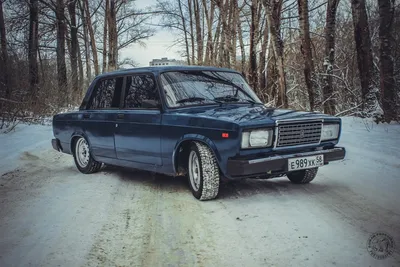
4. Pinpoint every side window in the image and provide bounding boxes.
[88,78,123,109]
[123,74,159,109]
